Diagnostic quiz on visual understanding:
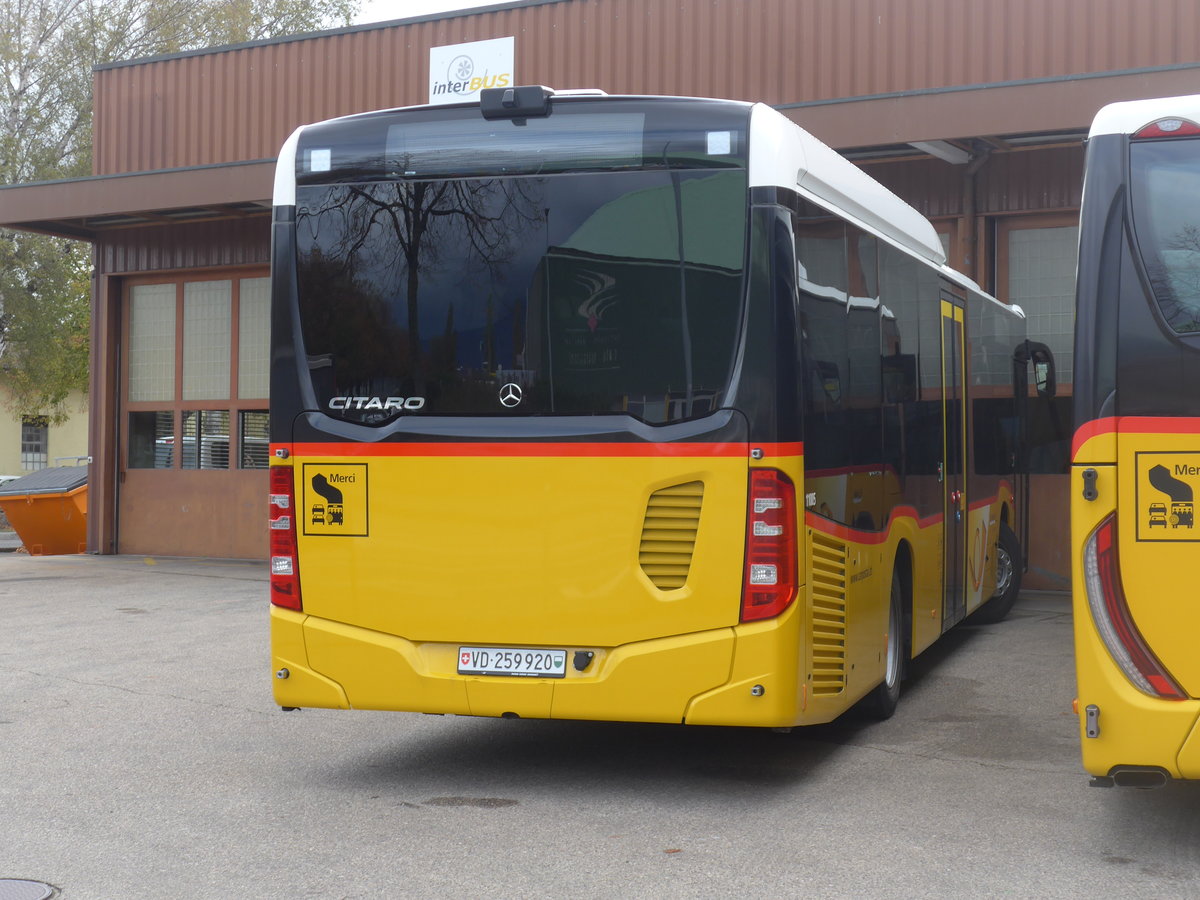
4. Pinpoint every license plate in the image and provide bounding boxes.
[458,646,567,678]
